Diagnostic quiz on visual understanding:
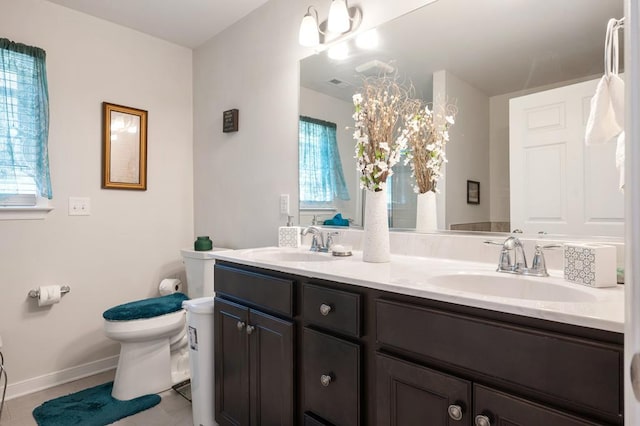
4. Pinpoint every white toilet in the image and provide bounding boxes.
[103,249,217,400]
